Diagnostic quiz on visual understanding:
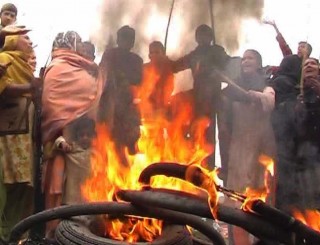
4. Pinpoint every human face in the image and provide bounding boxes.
[117,37,134,51]
[16,35,33,53]
[0,10,16,27]
[297,42,309,58]
[78,130,93,149]
[28,52,37,72]
[241,50,260,75]
[195,32,212,46]
[149,45,165,64]
[303,58,319,79]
